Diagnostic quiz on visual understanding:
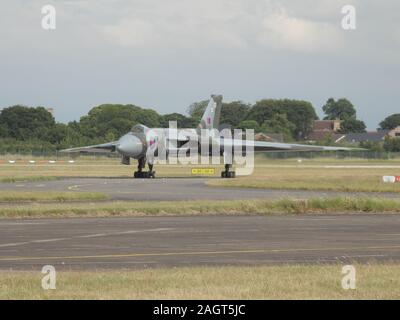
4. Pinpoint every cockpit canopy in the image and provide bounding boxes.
[131,124,148,133]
